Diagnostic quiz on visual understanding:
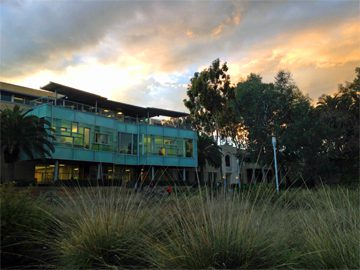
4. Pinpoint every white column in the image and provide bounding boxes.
[53,160,59,182]
[151,166,155,181]
[97,163,103,181]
